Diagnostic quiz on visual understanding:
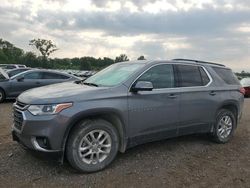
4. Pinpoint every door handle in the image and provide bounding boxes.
[36,81,41,84]
[168,93,177,99]
[209,91,216,96]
